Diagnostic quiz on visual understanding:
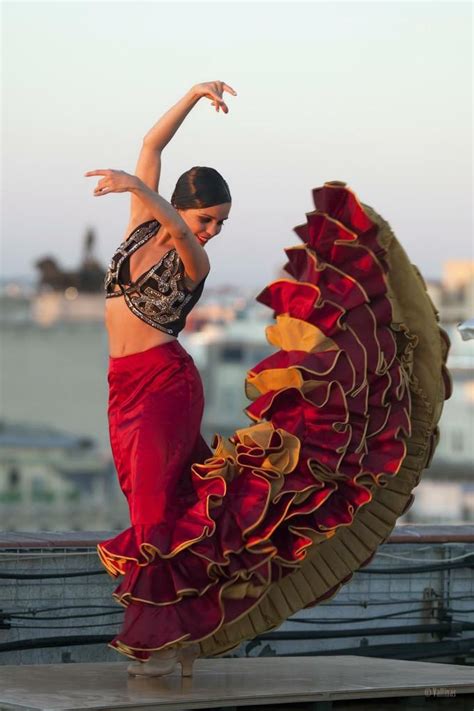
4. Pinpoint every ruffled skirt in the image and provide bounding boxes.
[98,181,451,661]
